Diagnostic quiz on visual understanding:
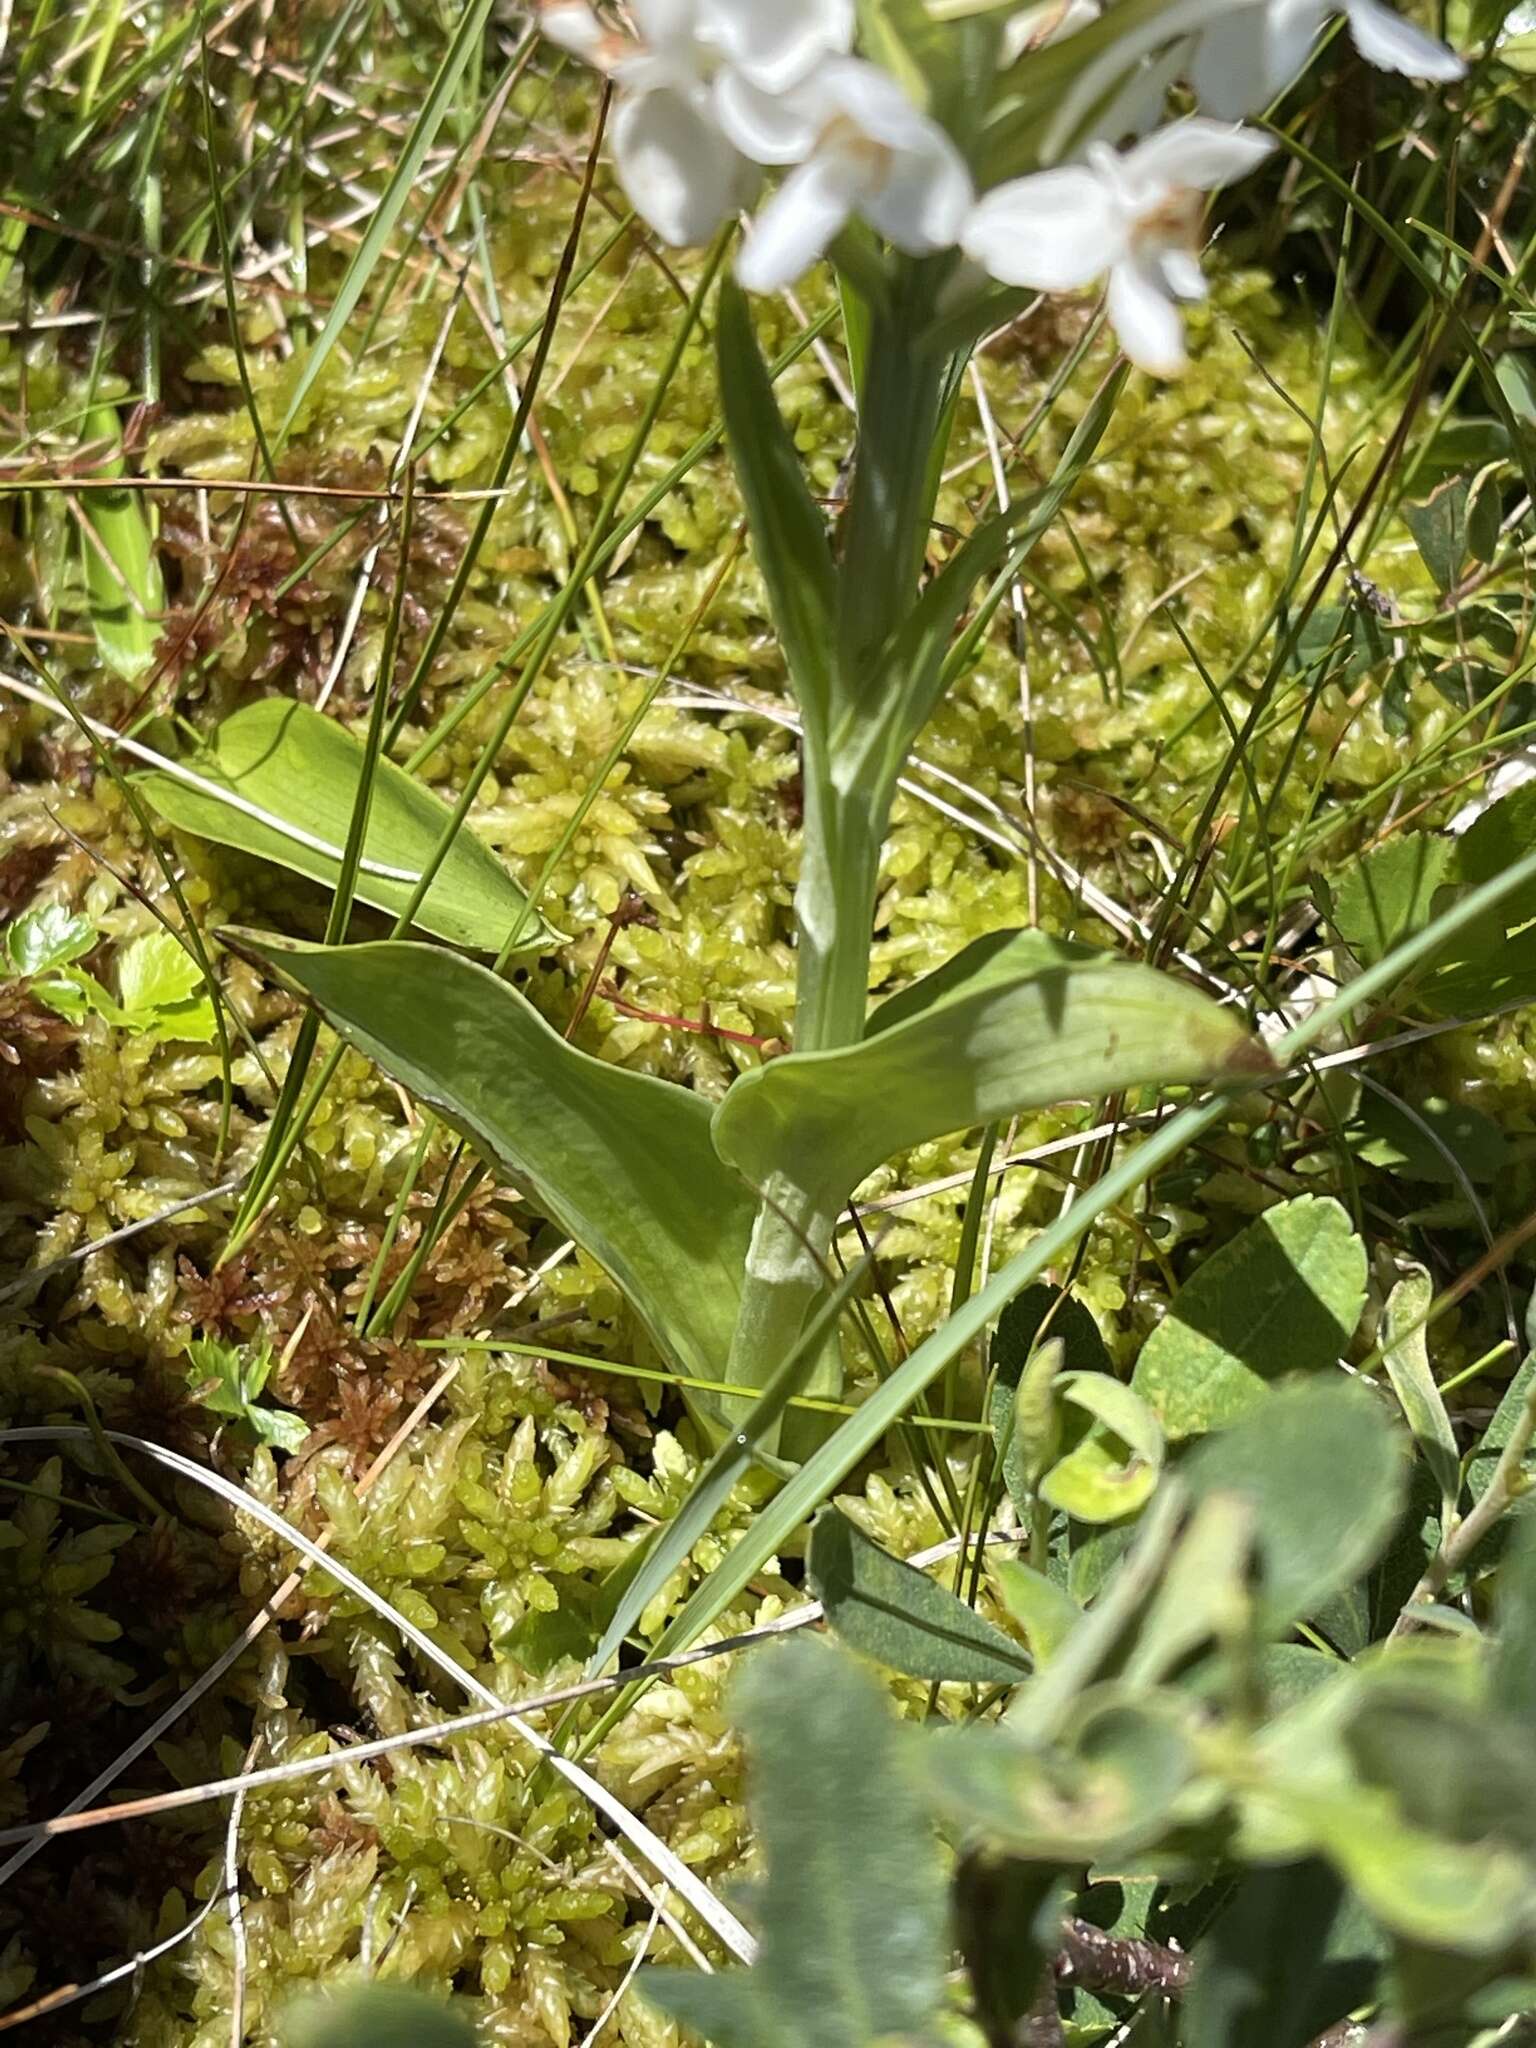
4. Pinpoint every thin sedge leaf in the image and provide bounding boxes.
[77,406,163,679]
[716,278,838,735]
[275,0,497,445]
